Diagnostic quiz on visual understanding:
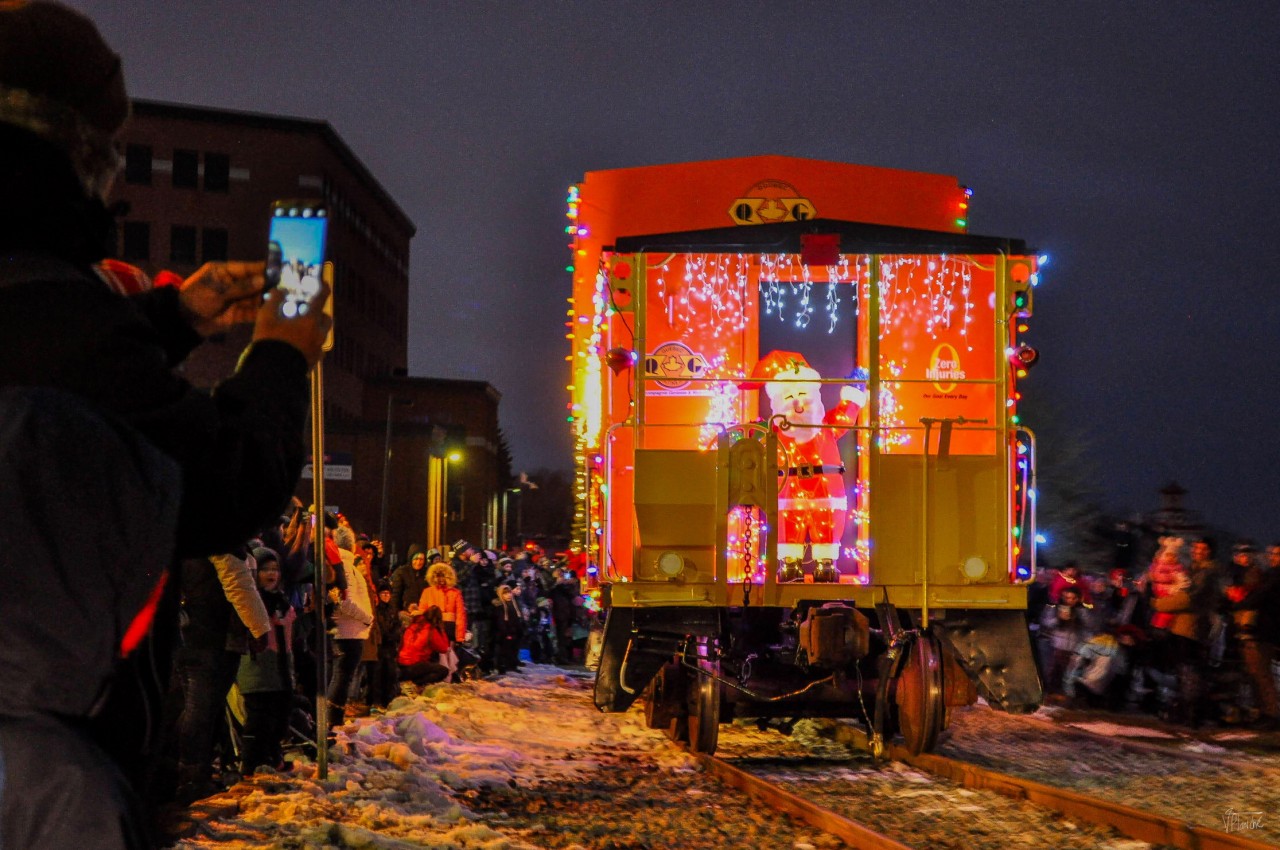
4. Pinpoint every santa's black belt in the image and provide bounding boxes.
[779,465,845,478]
